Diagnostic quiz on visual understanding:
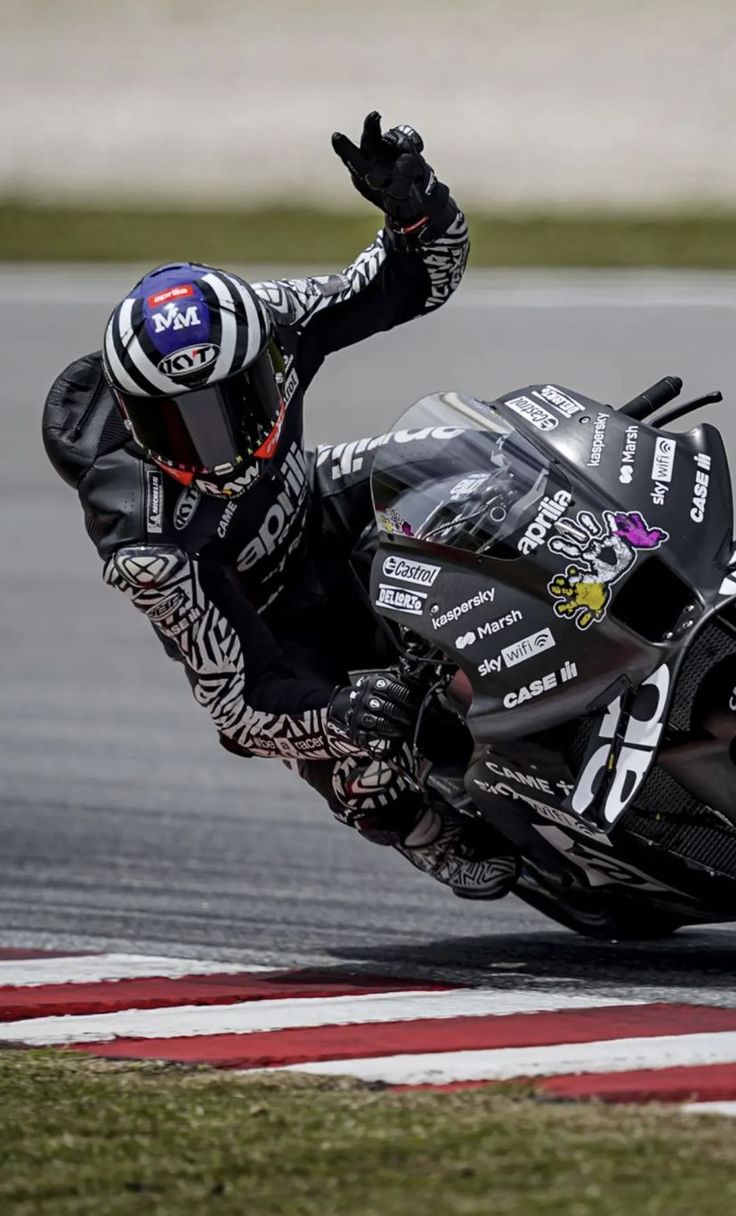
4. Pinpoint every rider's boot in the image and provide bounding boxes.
[329,753,519,900]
